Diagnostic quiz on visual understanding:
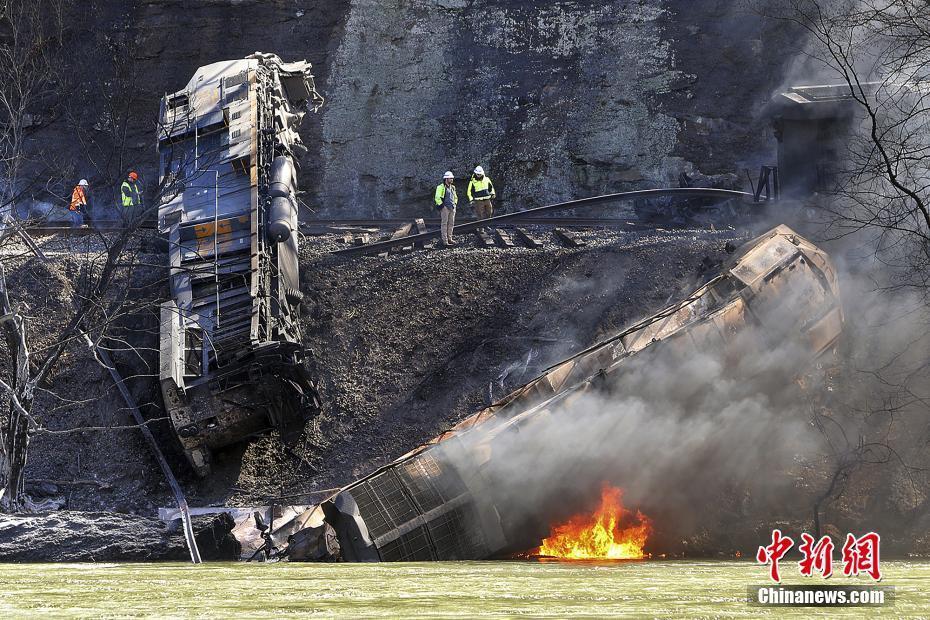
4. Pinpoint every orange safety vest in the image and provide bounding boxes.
[69,185,87,211]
